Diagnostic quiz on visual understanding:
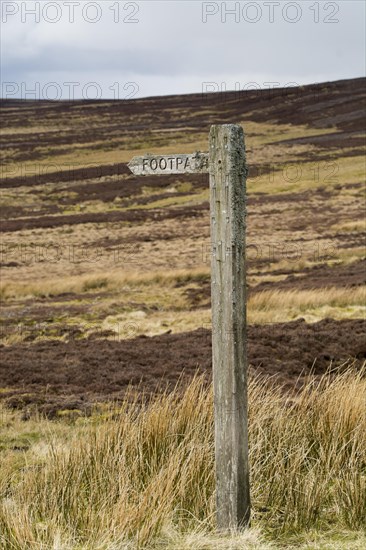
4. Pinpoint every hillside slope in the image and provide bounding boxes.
[1,77,365,411]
